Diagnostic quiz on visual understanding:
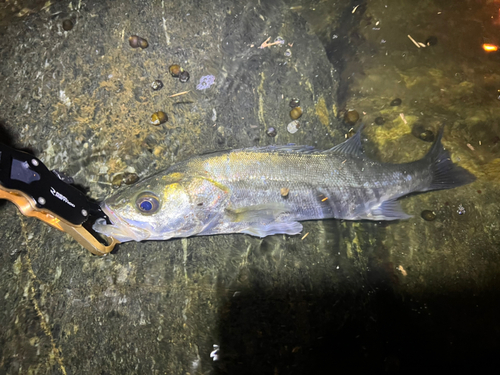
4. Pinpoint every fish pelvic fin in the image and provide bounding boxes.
[224,203,303,237]
[423,125,476,191]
